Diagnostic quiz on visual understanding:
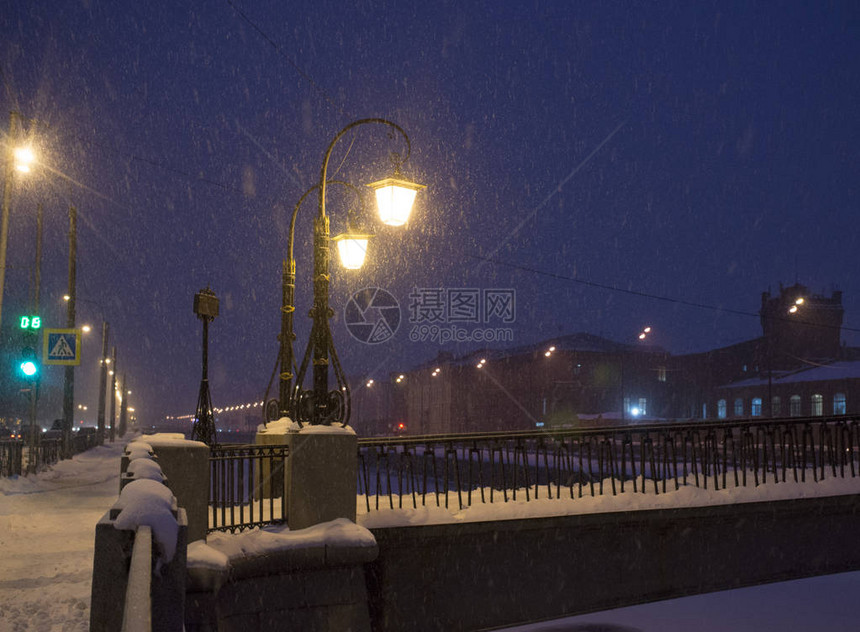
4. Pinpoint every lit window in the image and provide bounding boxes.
[717,399,727,419]
[702,403,708,419]
[657,367,667,382]
[638,398,647,415]
[772,396,781,417]
[834,393,847,415]
[811,394,823,416]
[751,398,762,417]
[734,398,743,417]
[789,395,802,417]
